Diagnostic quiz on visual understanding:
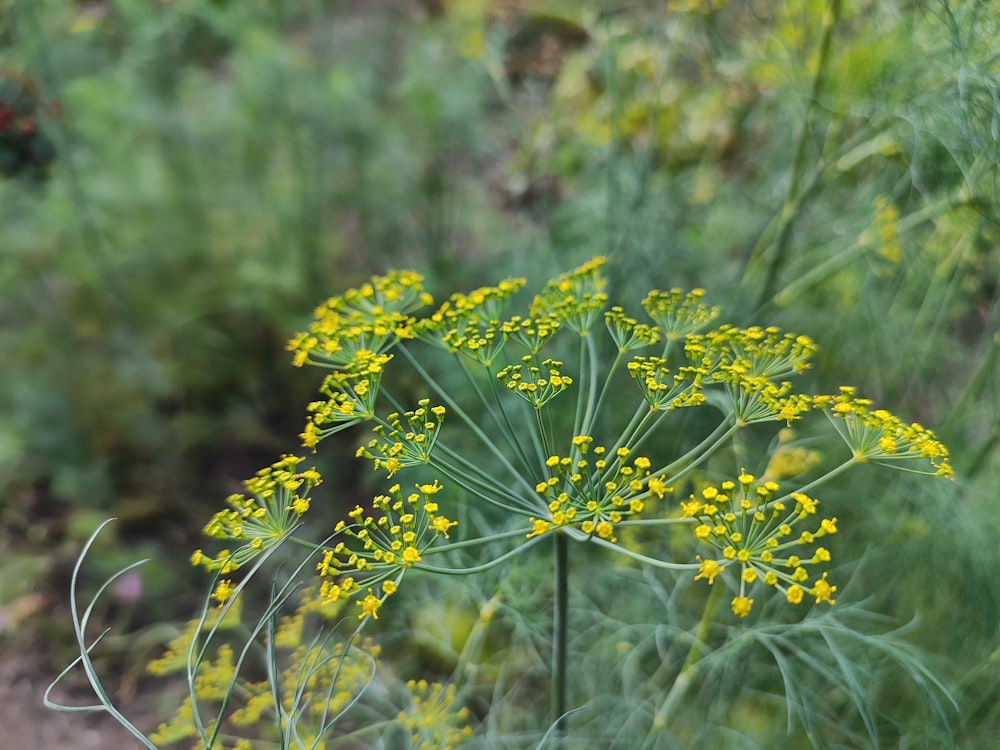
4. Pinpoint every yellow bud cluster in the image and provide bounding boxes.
[605,306,662,352]
[287,270,428,368]
[686,471,838,617]
[527,438,661,542]
[356,399,446,477]
[397,679,473,749]
[530,256,609,334]
[193,456,322,573]
[415,278,527,360]
[641,287,720,340]
[497,356,574,409]
[814,386,952,477]
[626,355,708,411]
[317,481,456,611]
